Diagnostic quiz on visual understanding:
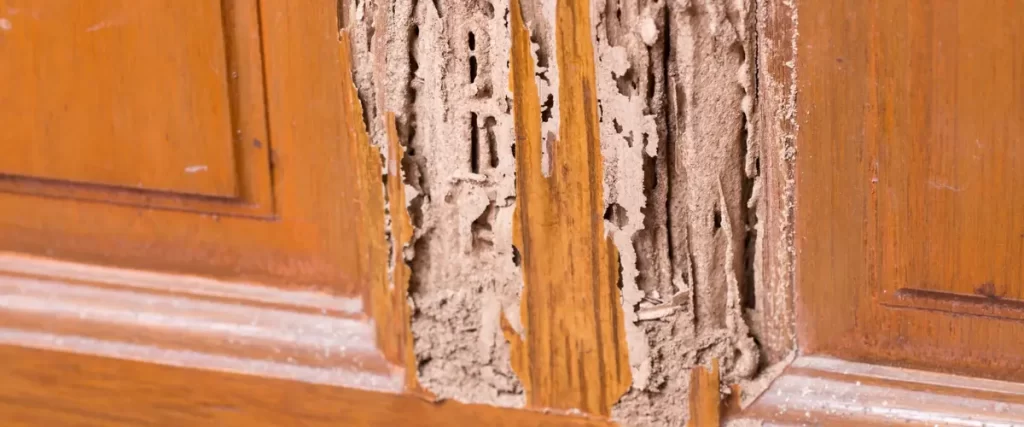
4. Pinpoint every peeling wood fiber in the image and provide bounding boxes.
[503,0,632,415]
[341,0,797,424]
[343,0,525,406]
